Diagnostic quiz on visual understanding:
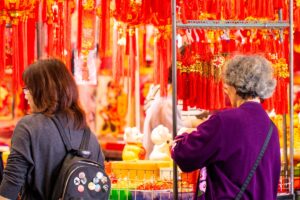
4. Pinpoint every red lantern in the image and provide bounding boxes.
[114,0,142,25]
